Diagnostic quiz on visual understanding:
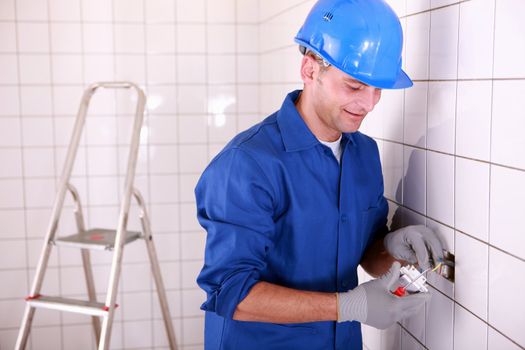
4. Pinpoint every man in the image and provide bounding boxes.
[195,0,444,349]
